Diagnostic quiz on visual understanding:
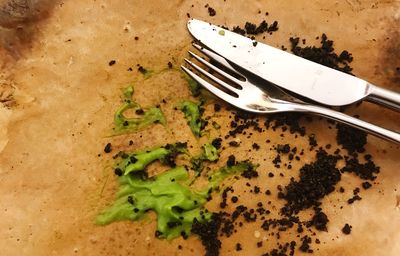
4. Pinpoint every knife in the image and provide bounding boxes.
[187,19,400,111]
